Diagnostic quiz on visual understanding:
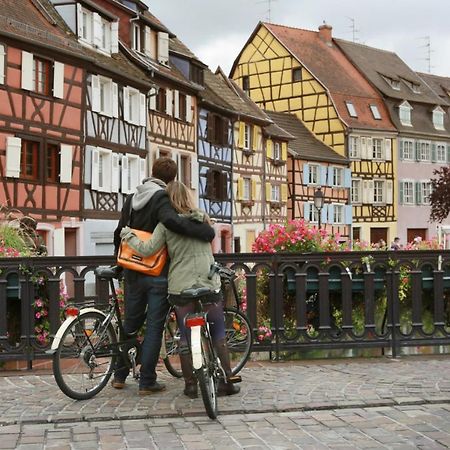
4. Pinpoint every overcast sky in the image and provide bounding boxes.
[146,0,450,77]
